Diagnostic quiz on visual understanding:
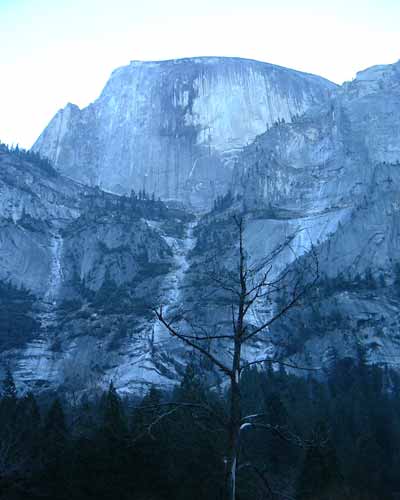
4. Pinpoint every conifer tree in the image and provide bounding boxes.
[101,382,127,440]
[265,392,292,473]
[40,398,69,499]
[0,368,18,426]
[2,368,17,400]
[297,422,343,500]
[43,398,67,458]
